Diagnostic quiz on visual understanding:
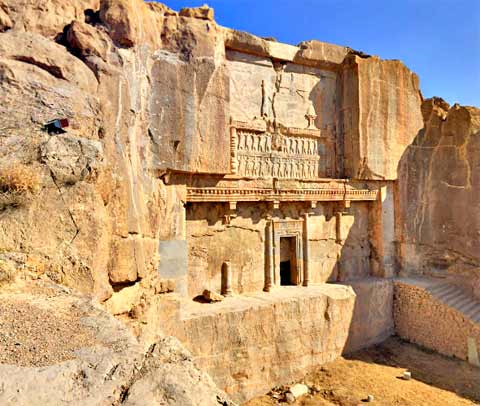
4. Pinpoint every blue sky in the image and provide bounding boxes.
[155,0,480,107]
